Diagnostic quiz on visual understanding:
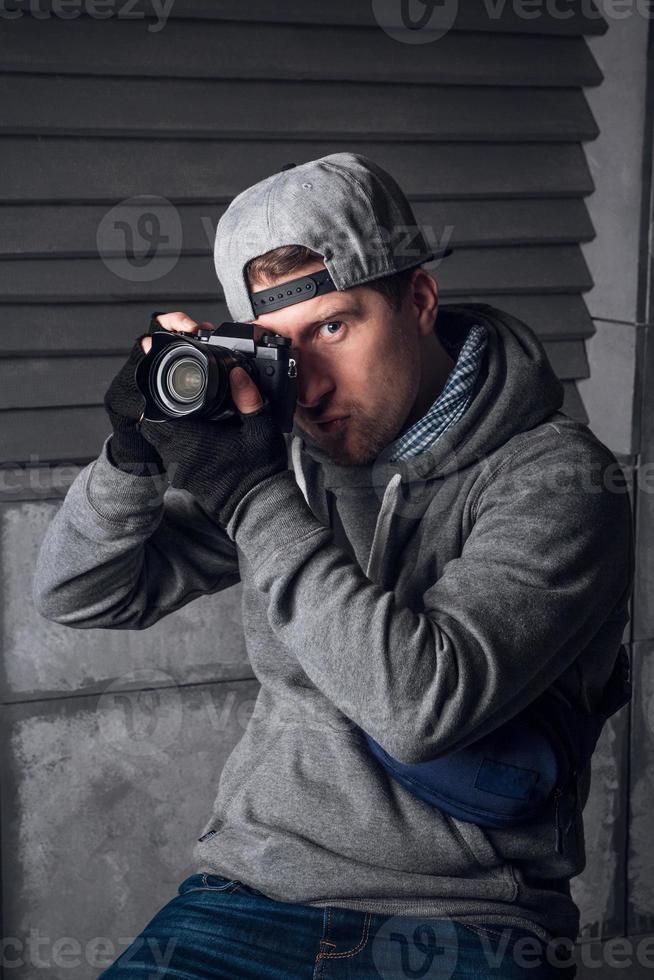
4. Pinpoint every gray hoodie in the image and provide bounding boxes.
[33,303,634,945]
